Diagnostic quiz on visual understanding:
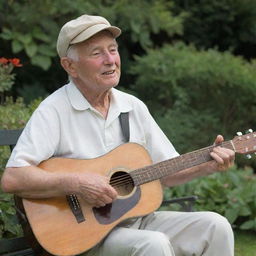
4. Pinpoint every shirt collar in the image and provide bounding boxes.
[66,81,133,113]
[110,88,133,113]
[66,81,91,111]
